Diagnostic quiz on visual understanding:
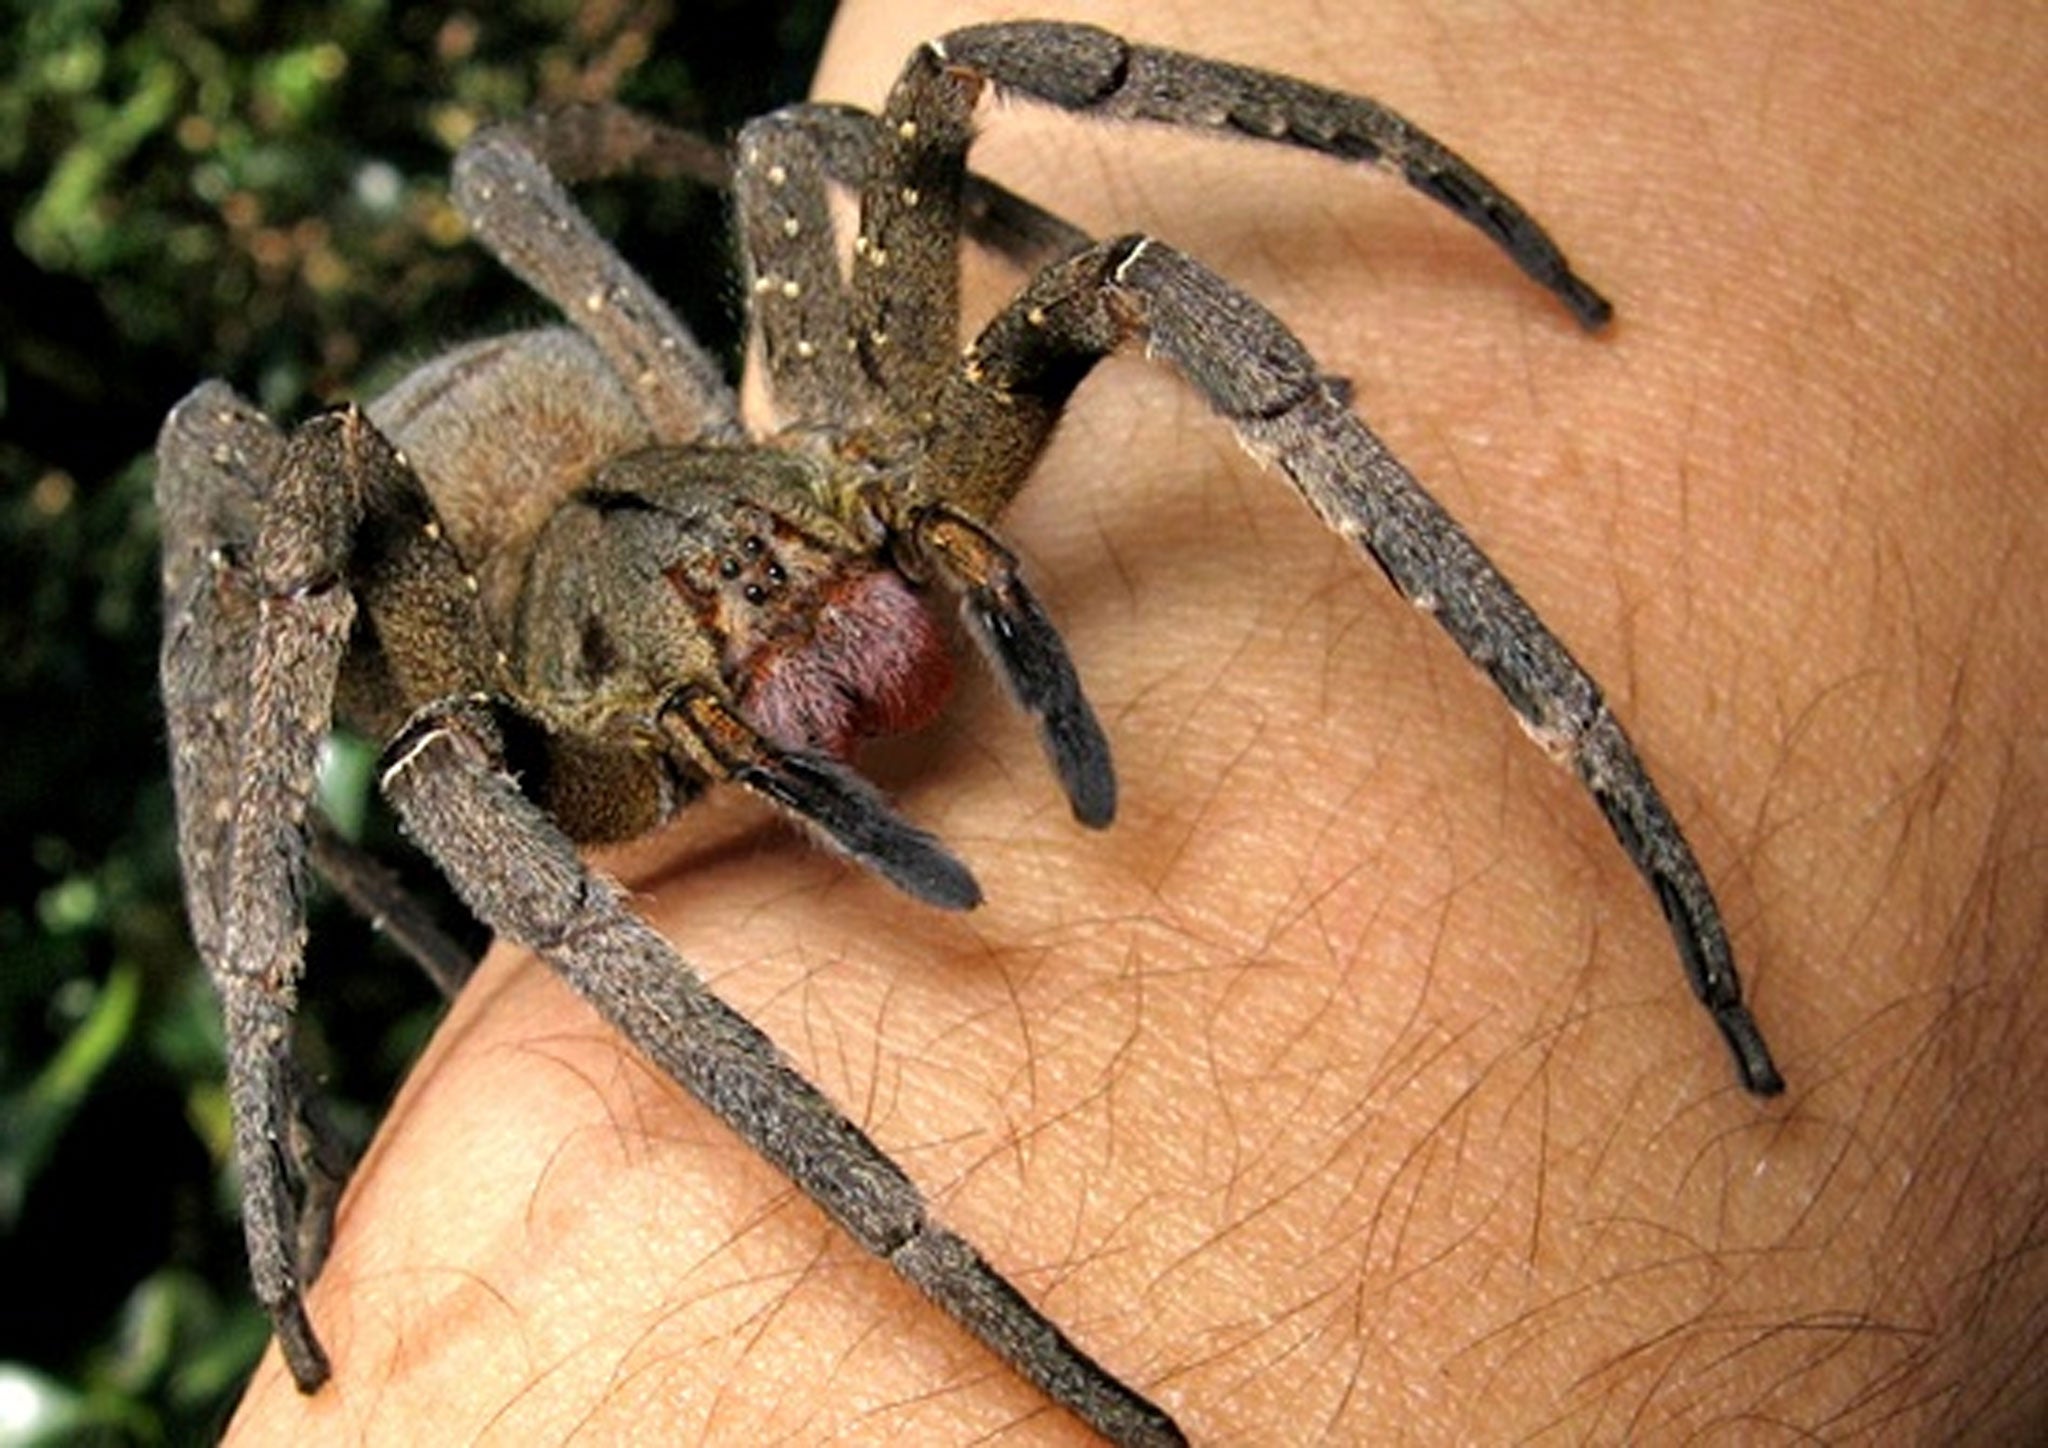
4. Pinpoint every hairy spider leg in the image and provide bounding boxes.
[157,383,281,994]
[934,22,1613,330]
[732,112,879,430]
[156,394,503,1388]
[832,27,1777,1094]
[157,385,347,1384]
[378,694,1185,1448]
[848,45,980,411]
[448,98,1093,449]
[774,102,1096,270]
[452,108,742,444]
[482,100,1097,283]
[923,234,1783,1096]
